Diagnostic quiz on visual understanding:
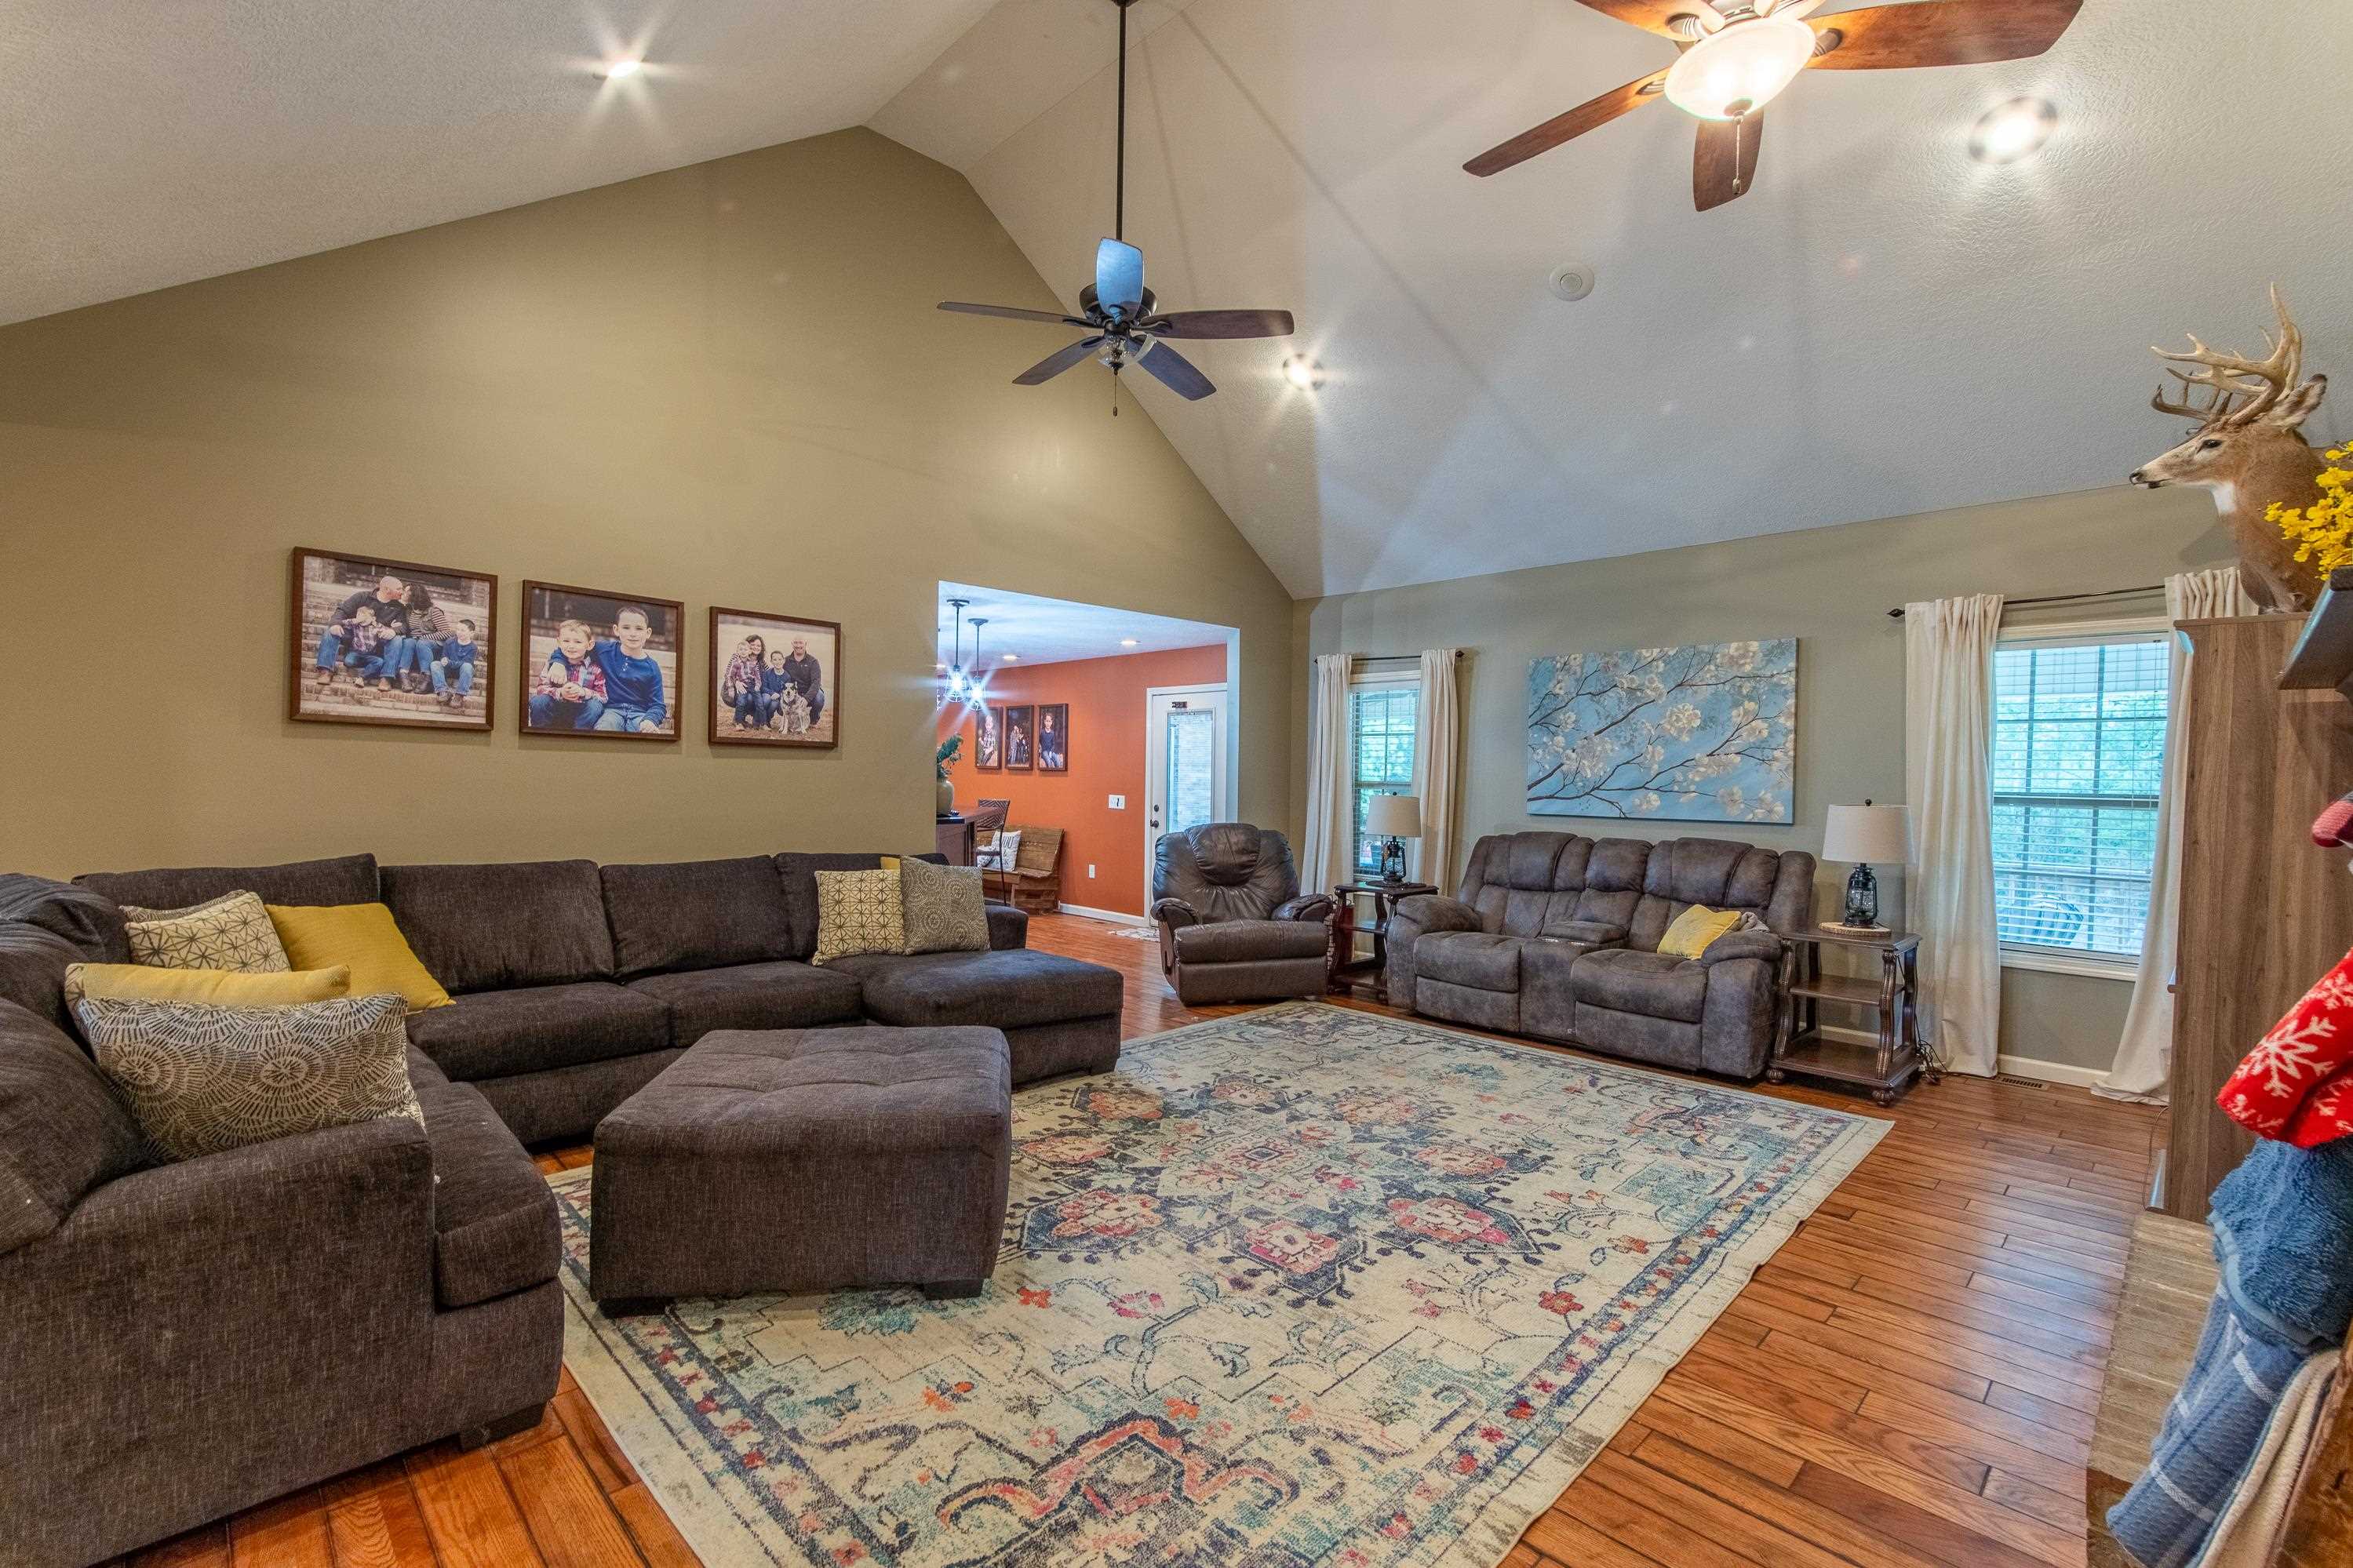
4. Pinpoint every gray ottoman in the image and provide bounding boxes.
[588,1025,1012,1310]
